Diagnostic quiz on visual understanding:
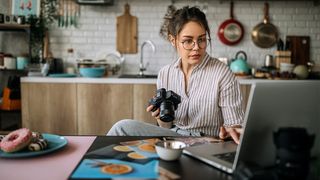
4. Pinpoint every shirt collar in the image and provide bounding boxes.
[173,52,210,70]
